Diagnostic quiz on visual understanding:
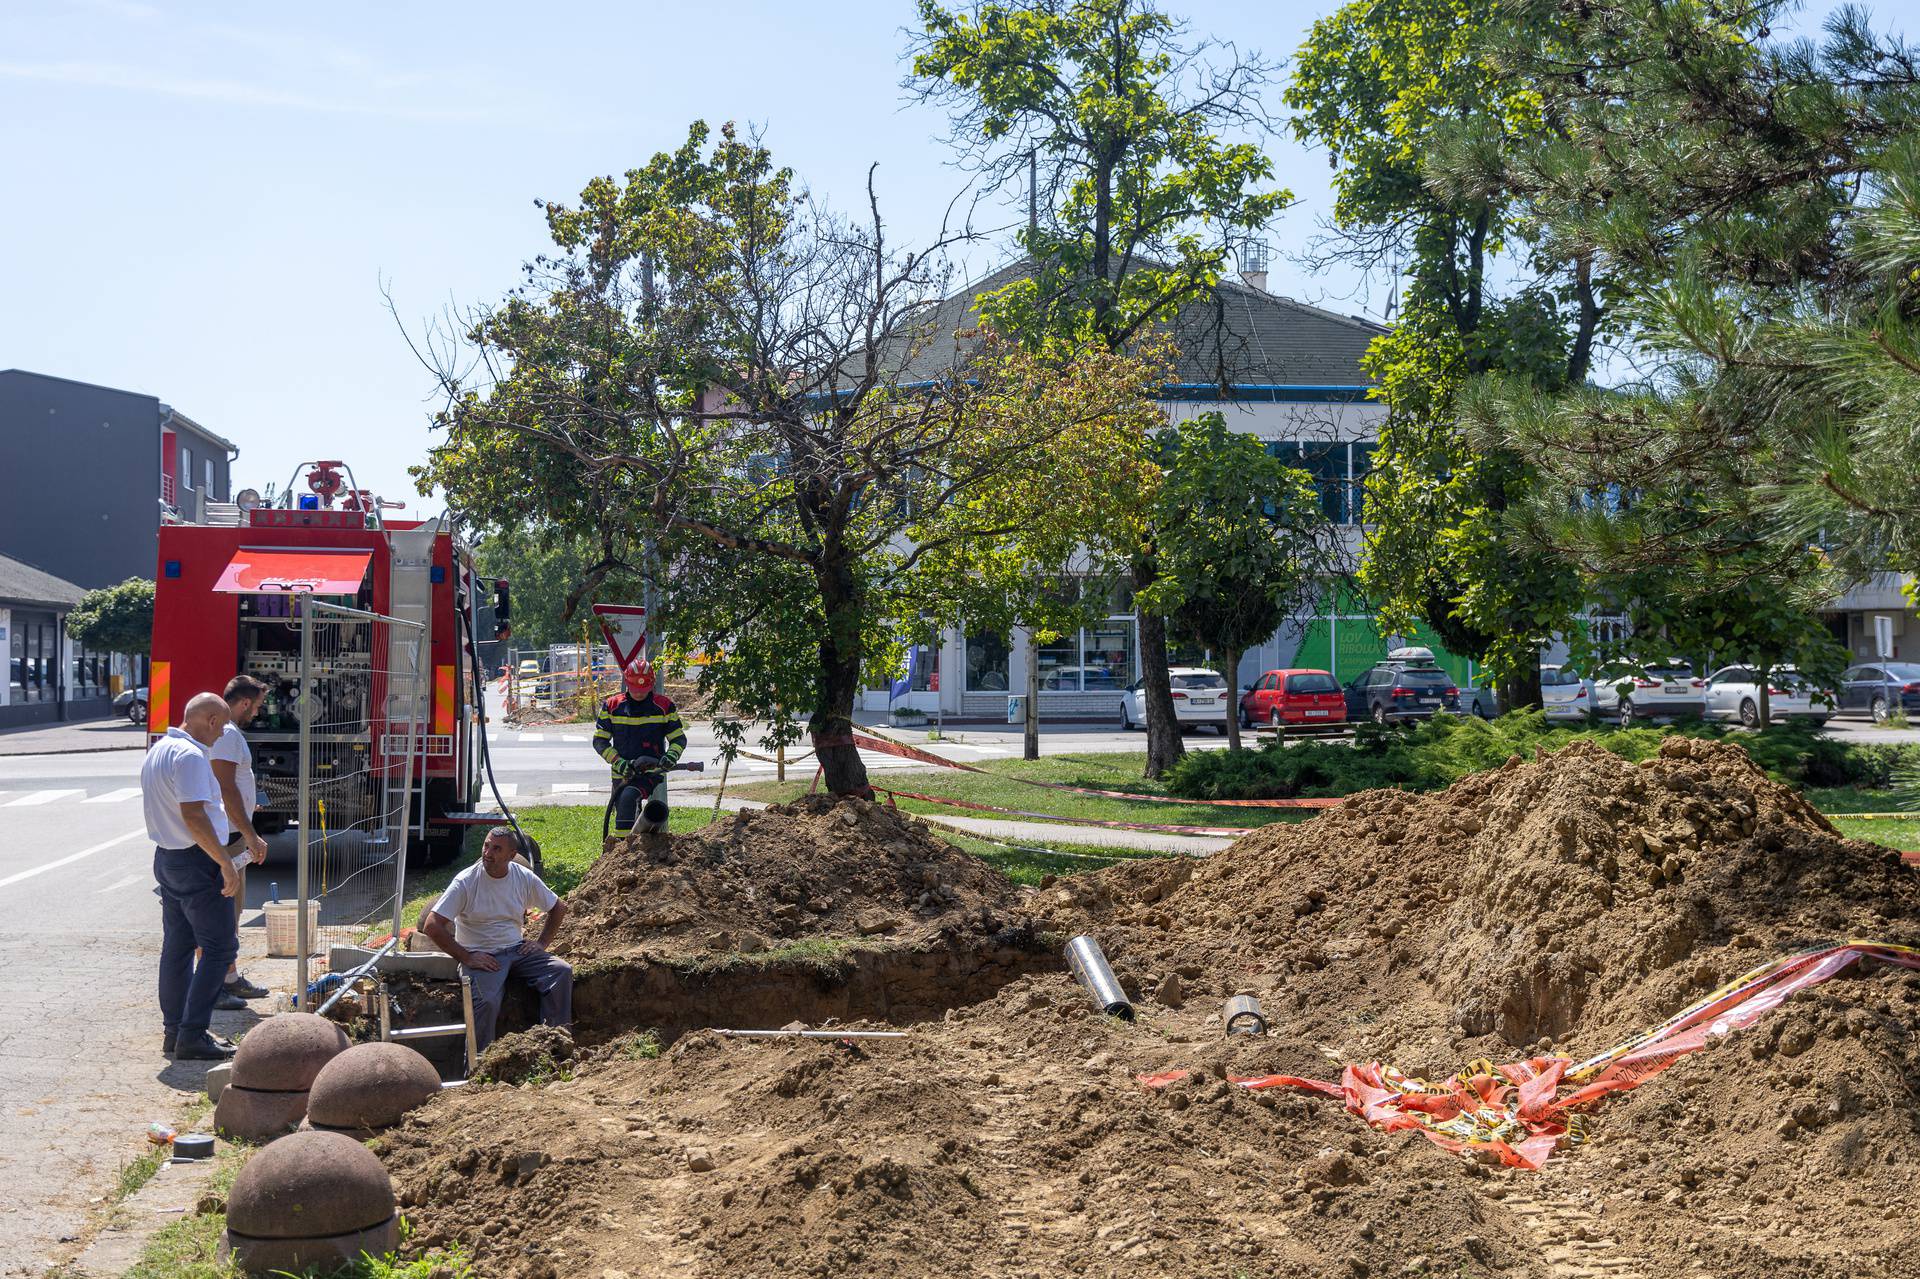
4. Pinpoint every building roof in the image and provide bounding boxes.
[0,551,86,609]
[883,257,1386,396]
